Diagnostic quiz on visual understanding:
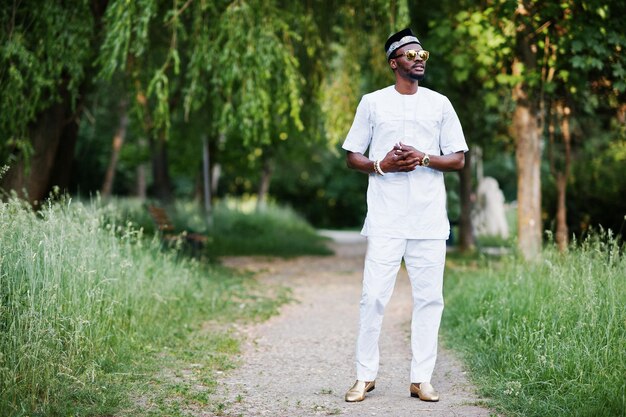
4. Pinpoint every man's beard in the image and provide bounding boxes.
[409,72,425,81]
